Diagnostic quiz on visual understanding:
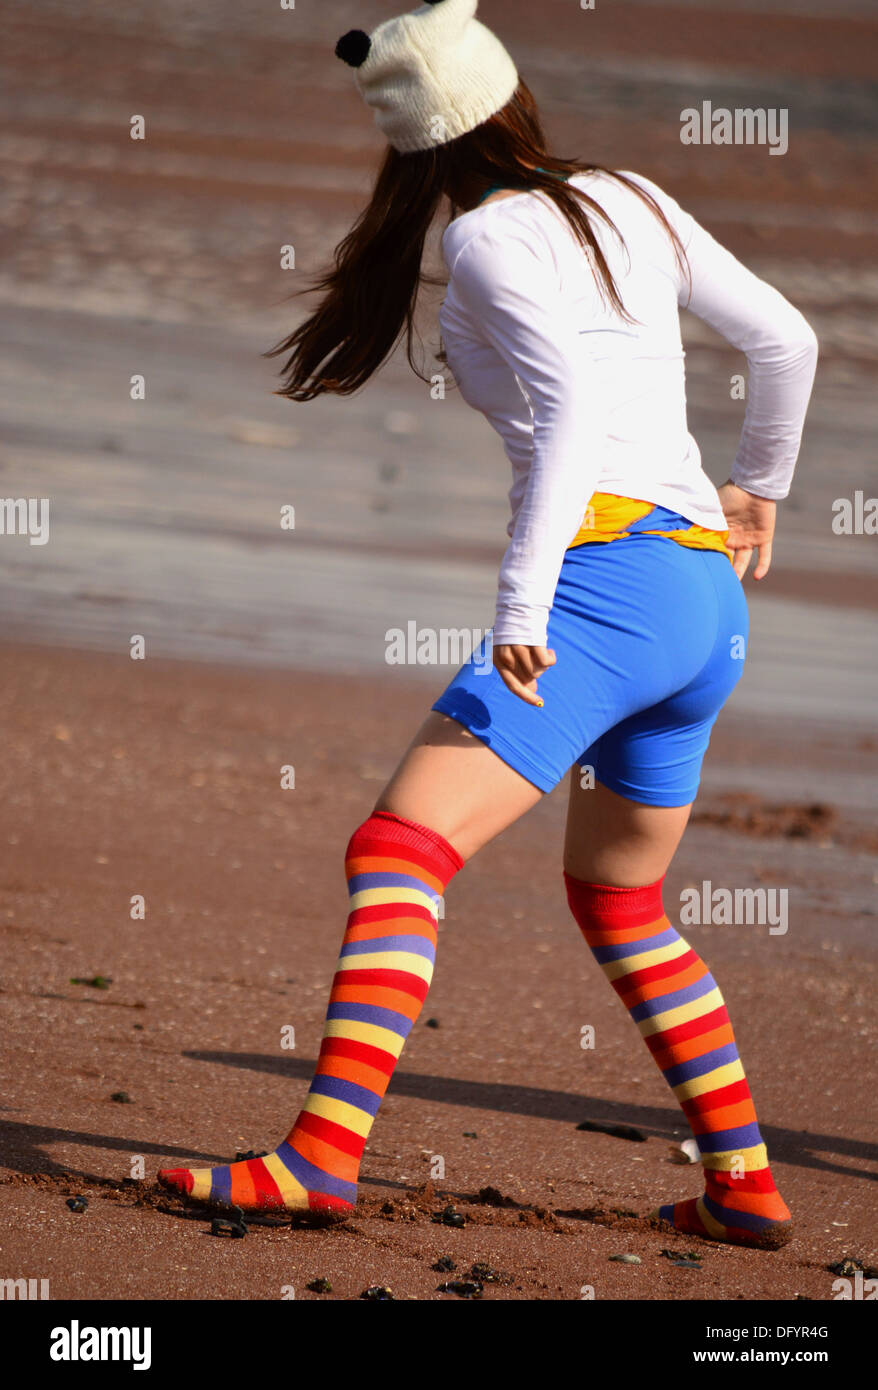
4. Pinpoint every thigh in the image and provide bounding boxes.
[564,773,692,886]
[374,710,544,862]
